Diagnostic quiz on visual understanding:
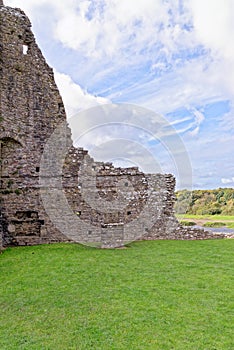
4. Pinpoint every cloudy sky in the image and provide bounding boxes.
[4,0,234,189]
